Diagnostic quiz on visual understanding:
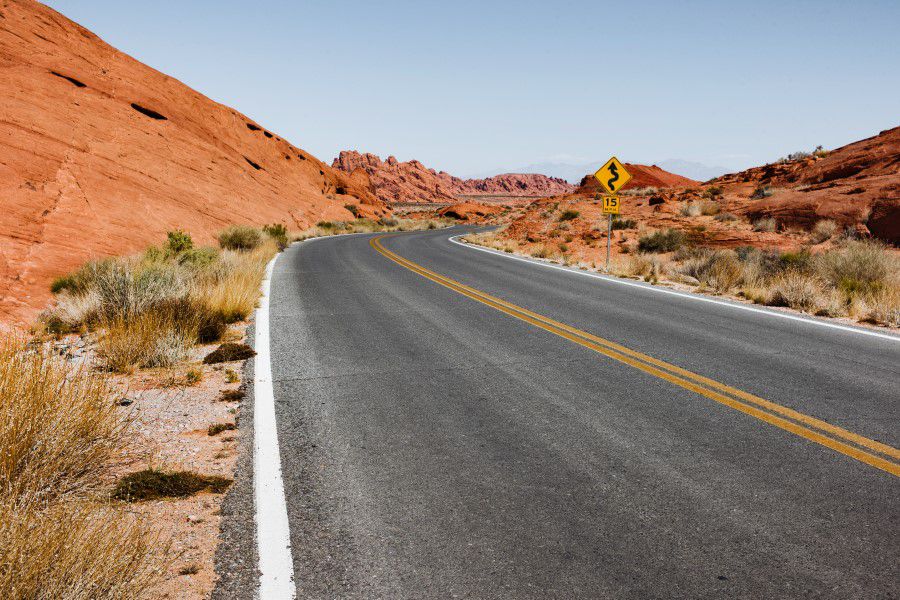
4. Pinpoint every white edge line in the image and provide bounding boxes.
[448,235,900,343]
[254,252,296,599]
